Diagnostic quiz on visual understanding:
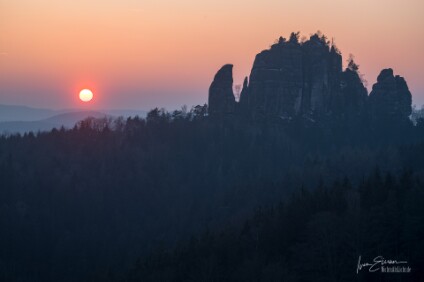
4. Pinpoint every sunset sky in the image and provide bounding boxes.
[1,0,423,110]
